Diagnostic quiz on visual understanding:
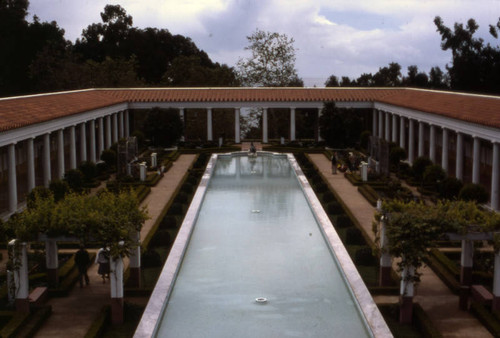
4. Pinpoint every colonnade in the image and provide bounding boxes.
[3,110,129,214]
[372,109,500,211]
